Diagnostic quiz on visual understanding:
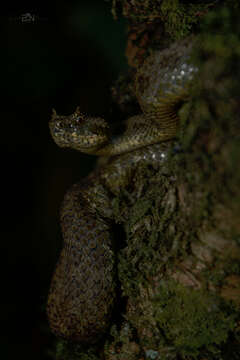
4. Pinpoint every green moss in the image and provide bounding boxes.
[174,4,240,227]
[110,0,222,39]
[160,0,205,39]
[153,280,236,358]
[104,323,141,359]
[116,163,177,295]
[203,257,240,288]
[55,340,100,360]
